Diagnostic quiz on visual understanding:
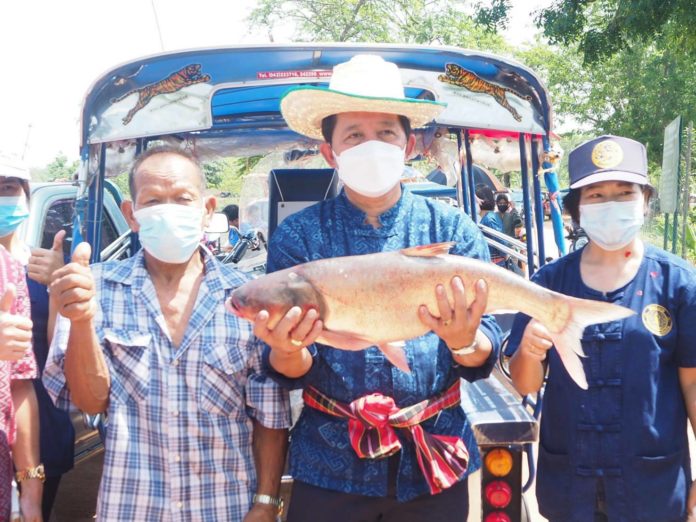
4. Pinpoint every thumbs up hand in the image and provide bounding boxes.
[28,230,67,286]
[50,242,96,324]
[0,284,33,361]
